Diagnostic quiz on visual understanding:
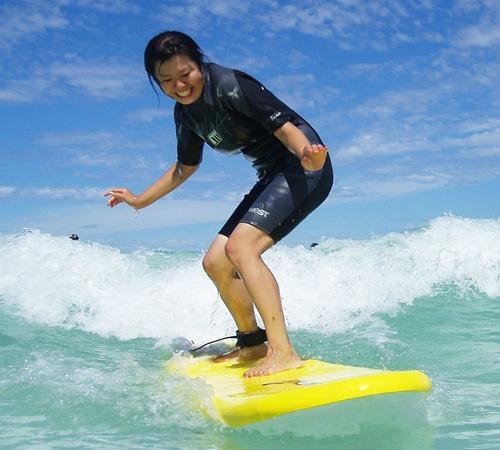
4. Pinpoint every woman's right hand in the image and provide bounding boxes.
[301,144,328,171]
[104,188,140,209]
